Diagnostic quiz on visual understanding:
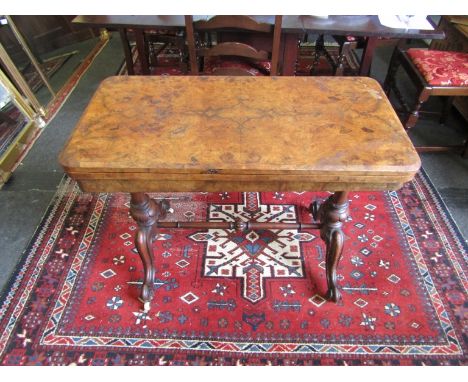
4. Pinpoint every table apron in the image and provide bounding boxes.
[73,178,406,193]
[67,171,415,181]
